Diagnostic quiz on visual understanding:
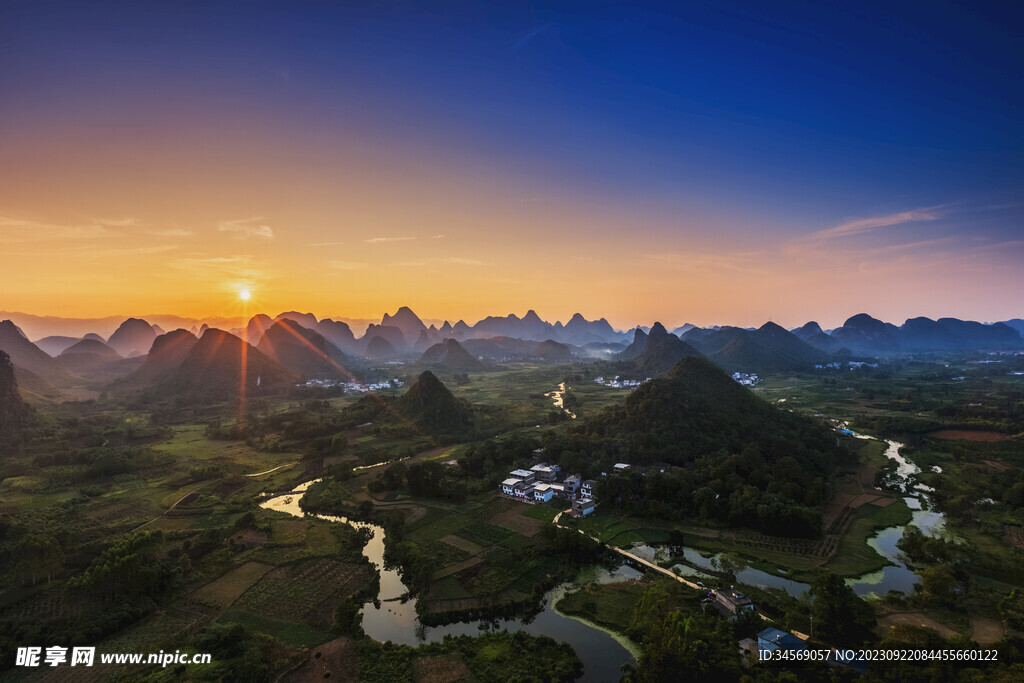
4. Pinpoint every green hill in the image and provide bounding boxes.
[688,322,827,371]
[0,351,32,448]
[631,323,703,377]
[549,356,842,536]
[394,370,474,436]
